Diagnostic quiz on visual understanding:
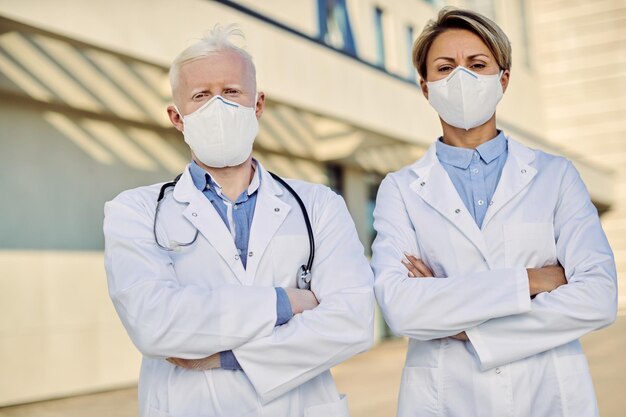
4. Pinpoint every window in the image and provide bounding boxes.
[317,0,357,55]
[406,25,417,81]
[519,0,532,69]
[467,0,496,19]
[326,163,344,196]
[374,7,385,68]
